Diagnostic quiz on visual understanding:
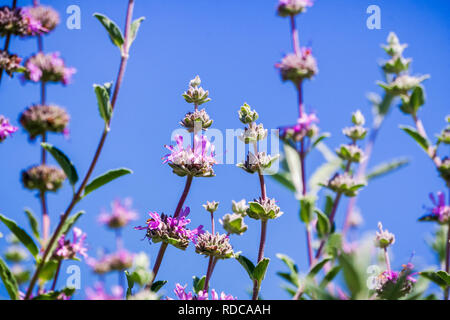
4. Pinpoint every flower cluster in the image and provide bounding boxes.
[136,208,204,250]
[275,48,318,83]
[182,75,211,106]
[0,6,44,37]
[336,144,366,163]
[374,222,395,249]
[53,228,88,261]
[98,199,138,229]
[22,52,76,85]
[237,151,279,174]
[277,0,314,17]
[19,104,70,139]
[323,173,365,197]
[171,283,236,300]
[419,192,450,224]
[220,213,248,236]
[0,115,18,143]
[21,164,66,192]
[375,263,416,300]
[195,232,234,259]
[26,5,60,34]
[279,112,319,142]
[239,122,268,144]
[247,197,284,221]
[163,134,216,177]
[0,50,22,77]
[87,250,134,274]
[180,108,213,133]
[86,283,124,300]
